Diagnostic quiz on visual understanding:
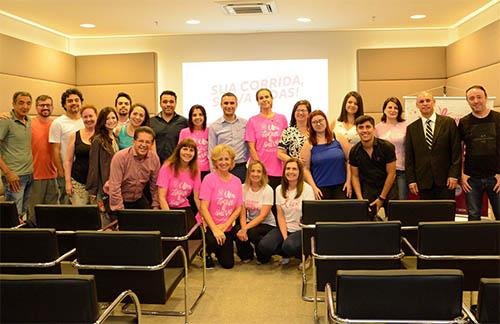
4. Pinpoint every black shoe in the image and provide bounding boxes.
[205,255,215,269]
